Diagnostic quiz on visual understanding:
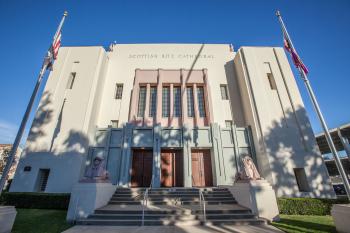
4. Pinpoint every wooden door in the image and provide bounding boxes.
[143,151,153,187]
[191,150,213,187]
[161,151,173,187]
[161,150,184,187]
[131,150,153,187]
